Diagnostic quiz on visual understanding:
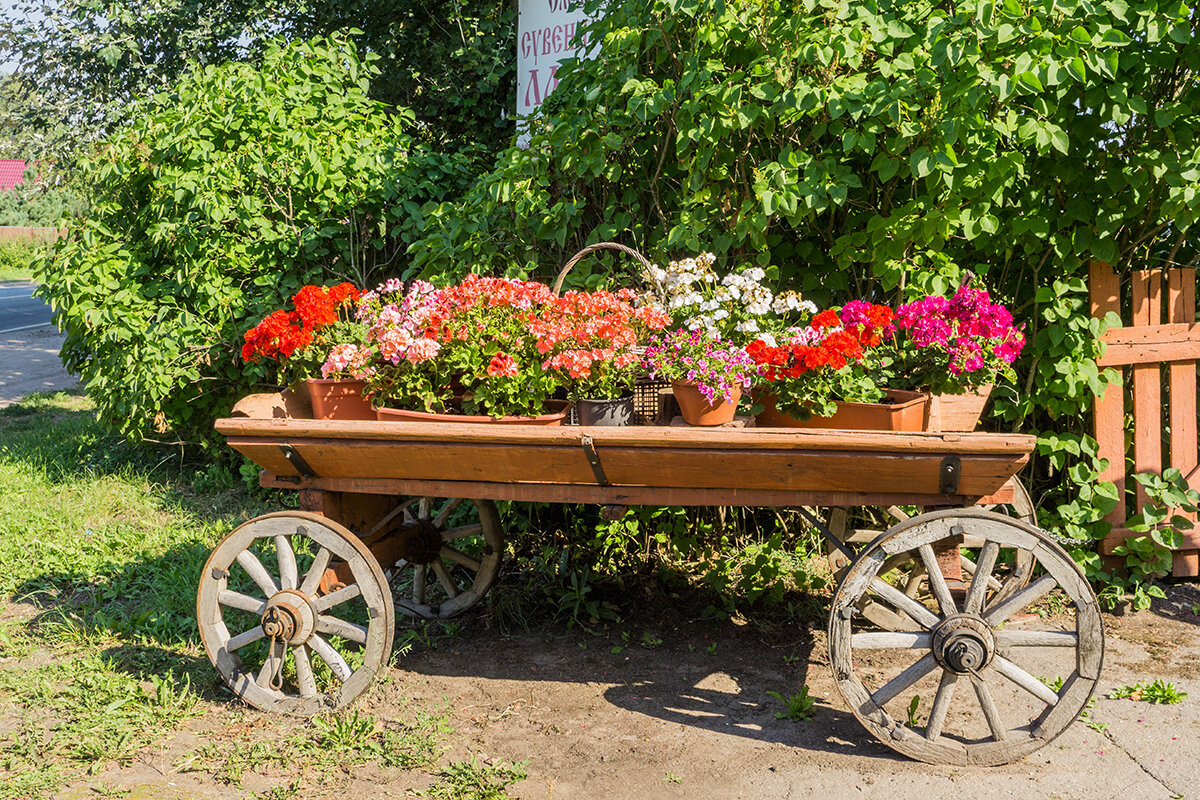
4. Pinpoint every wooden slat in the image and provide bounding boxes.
[259,474,1002,509]
[1131,269,1163,511]
[228,437,1026,498]
[1090,261,1126,524]
[1169,269,1199,483]
[1168,270,1198,562]
[215,418,1035,455]
[1173,550,1199,578]
[1100,526,1200,555]
[1098,322,1200,366]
